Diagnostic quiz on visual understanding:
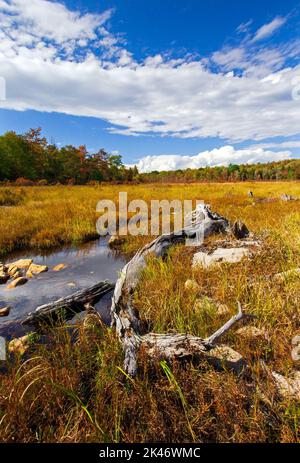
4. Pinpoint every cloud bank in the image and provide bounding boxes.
[128,146,291,173]
[0,0,300,157]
